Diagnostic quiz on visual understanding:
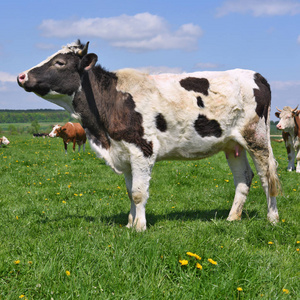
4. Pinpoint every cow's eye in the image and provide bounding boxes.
[55,60,65,67]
